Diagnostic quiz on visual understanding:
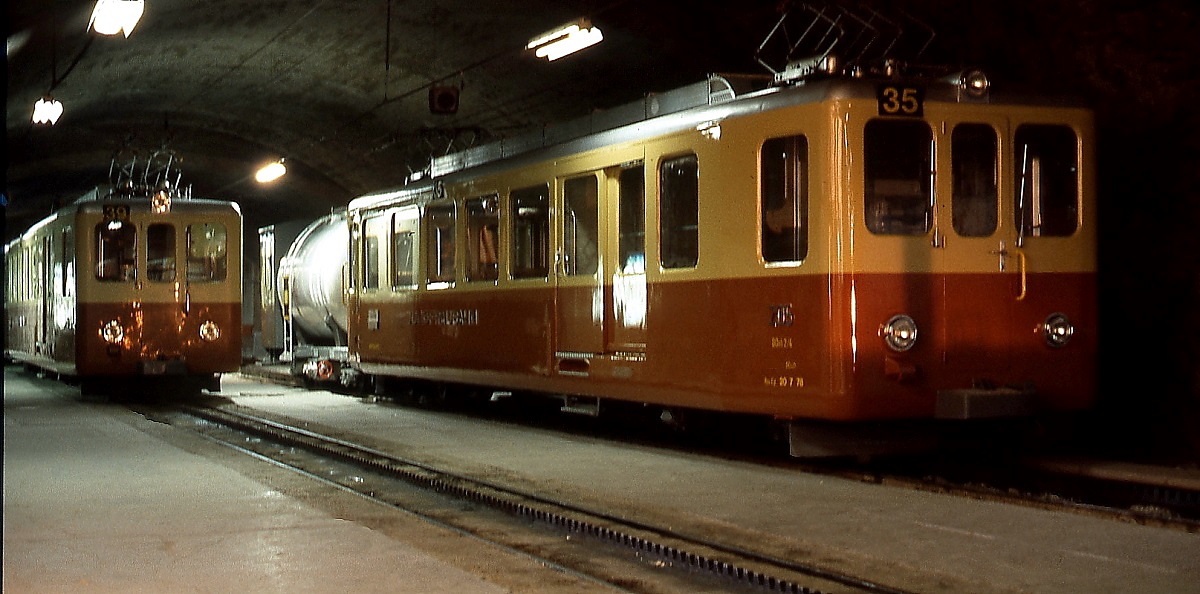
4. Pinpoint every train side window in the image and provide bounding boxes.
[563,176,599,276]
[618,165,646,274]
[147,223,177,282]
[186,222,228,282]
[465,195,500,282]
[425,204,456,285]
[391,213,417,289]
[952,124,999,237]
[660,154,699,269]
[761,135,809,263]
[510,184,550,279]
[96,221,137,282]
[865,119,933,235]
[1015,124,1079,237]
[62,228,74,297]
[362,215,385,290]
